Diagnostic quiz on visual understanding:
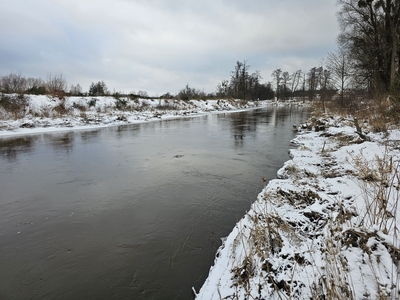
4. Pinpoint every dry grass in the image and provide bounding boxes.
[53,98,70,116]
[349,148,400,233]
[0,93,28,119]
[313,95,400,135]
[72,101,87,111]
[156,99,179,110]
[226,127,399,299]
